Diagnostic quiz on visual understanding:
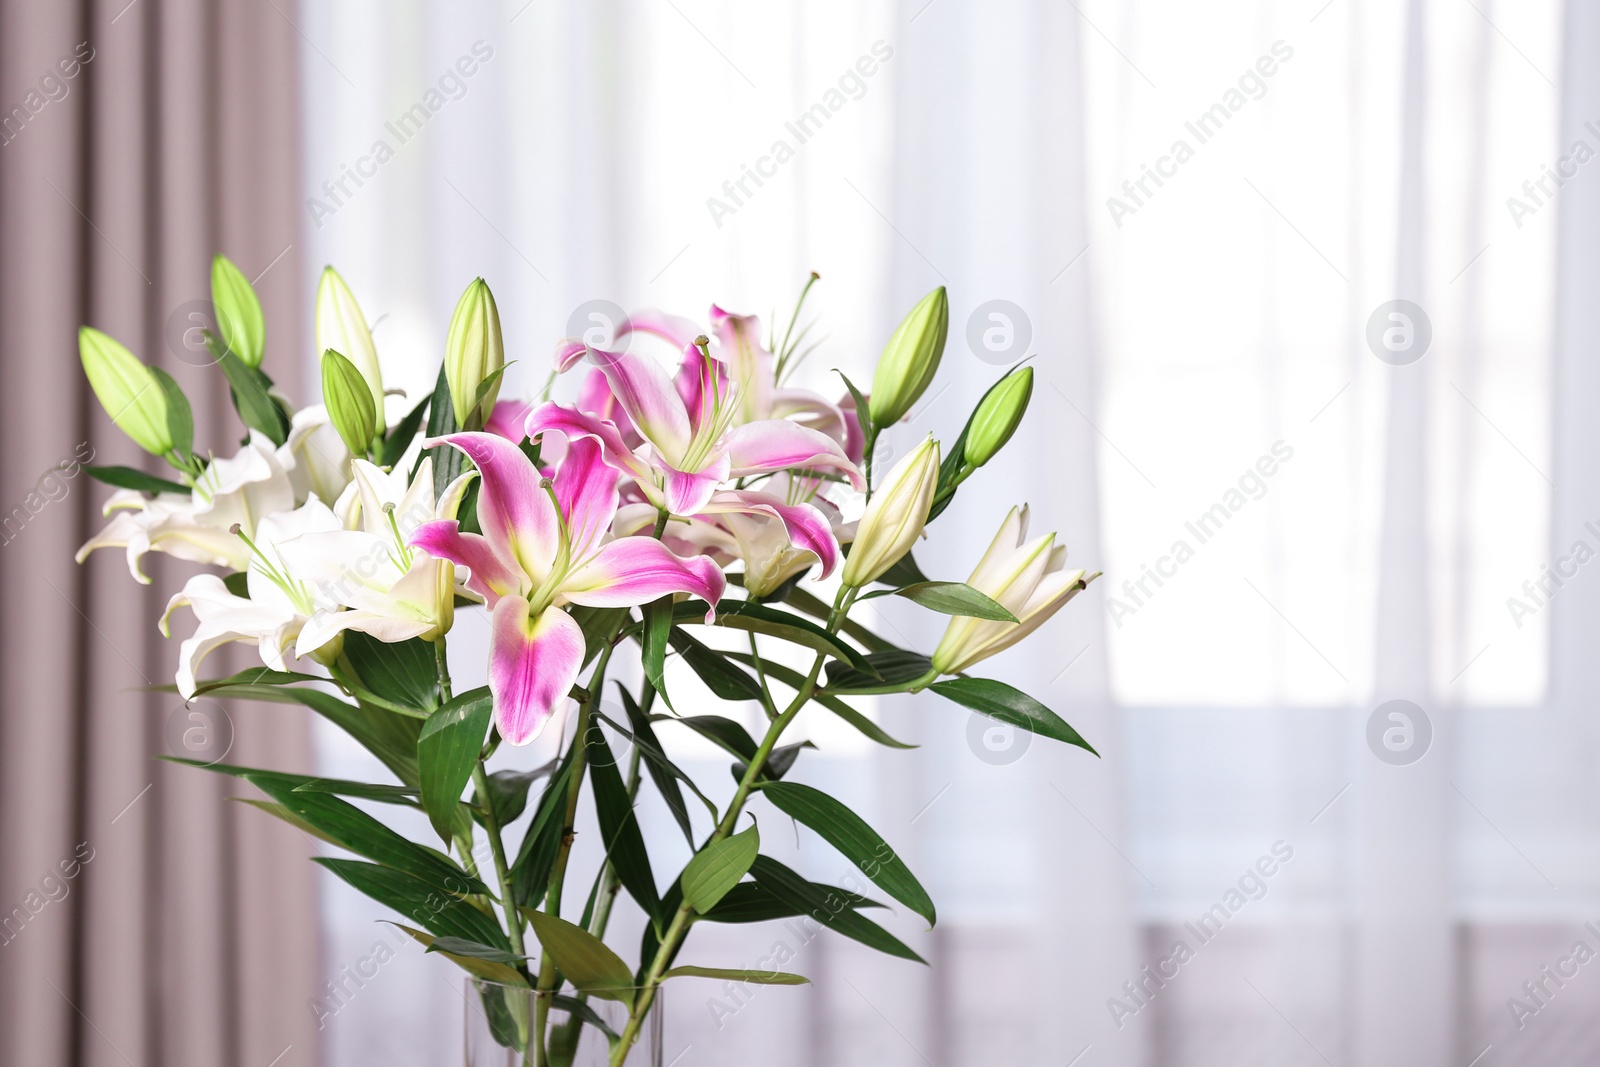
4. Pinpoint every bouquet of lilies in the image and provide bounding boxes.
[75,260,1099,1065]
